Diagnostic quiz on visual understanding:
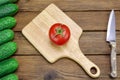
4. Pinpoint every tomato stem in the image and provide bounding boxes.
[55,27,64,37]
